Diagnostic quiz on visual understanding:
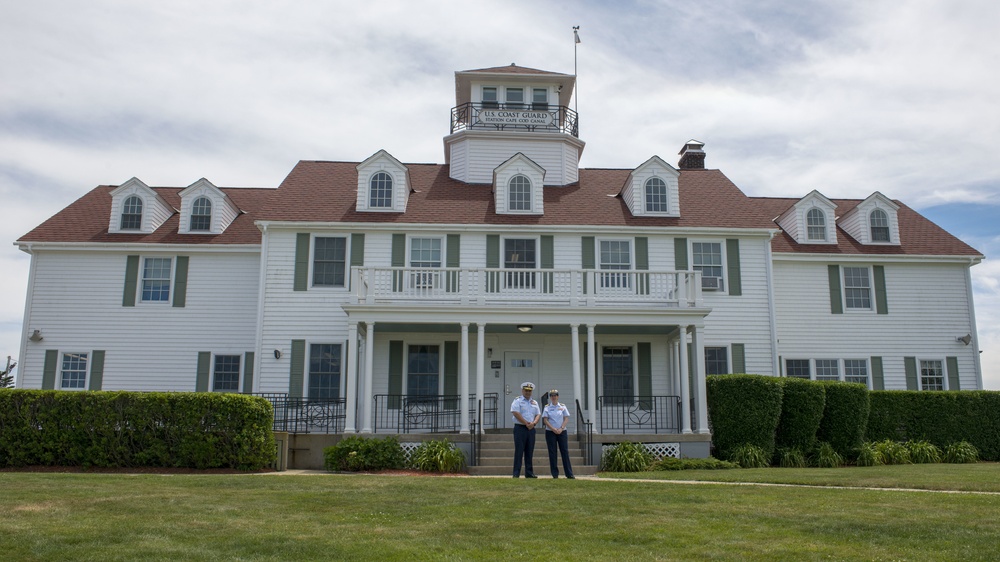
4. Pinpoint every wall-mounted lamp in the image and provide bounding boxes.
[274,349,282,359]
[487,348,493,358]
[28,329,43,342]
[956,334,972,346]
[517,325,533,333]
